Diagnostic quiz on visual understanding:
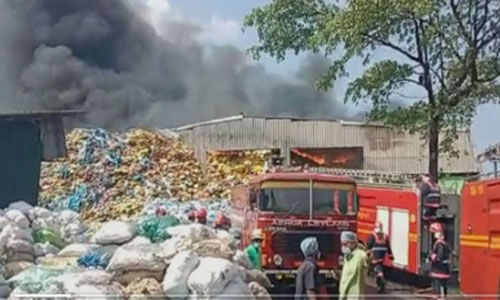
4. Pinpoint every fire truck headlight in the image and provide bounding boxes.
[273,254,283,266]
